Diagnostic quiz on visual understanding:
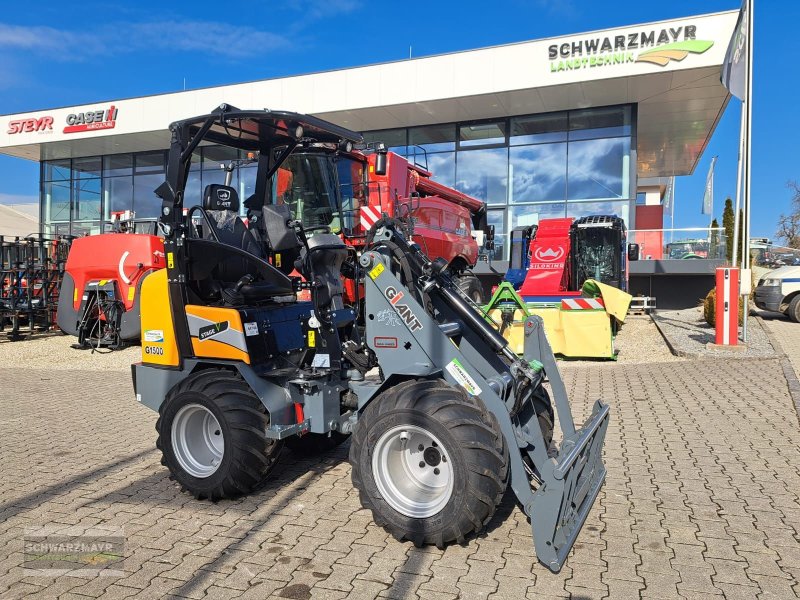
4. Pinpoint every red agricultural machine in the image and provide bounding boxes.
[263,143,488,302]
[57,216,165,349]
